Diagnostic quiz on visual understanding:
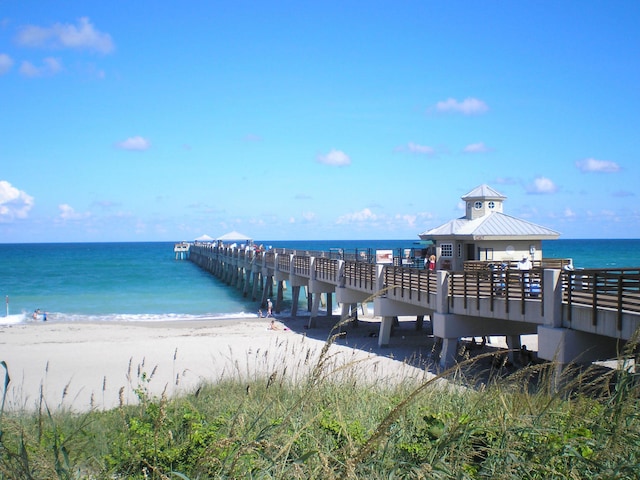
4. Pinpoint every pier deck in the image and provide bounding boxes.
[186,243,640,369]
